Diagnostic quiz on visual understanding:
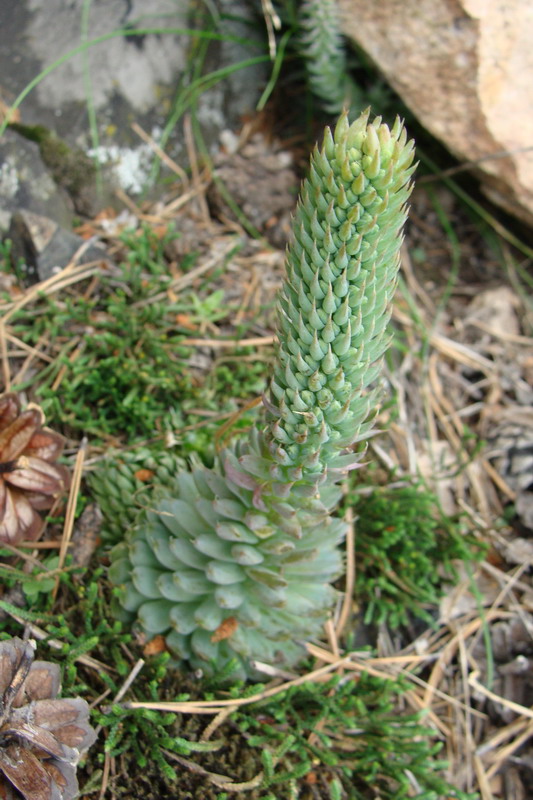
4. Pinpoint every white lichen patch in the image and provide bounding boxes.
[0,158,19,199]
[88,136,159,195]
